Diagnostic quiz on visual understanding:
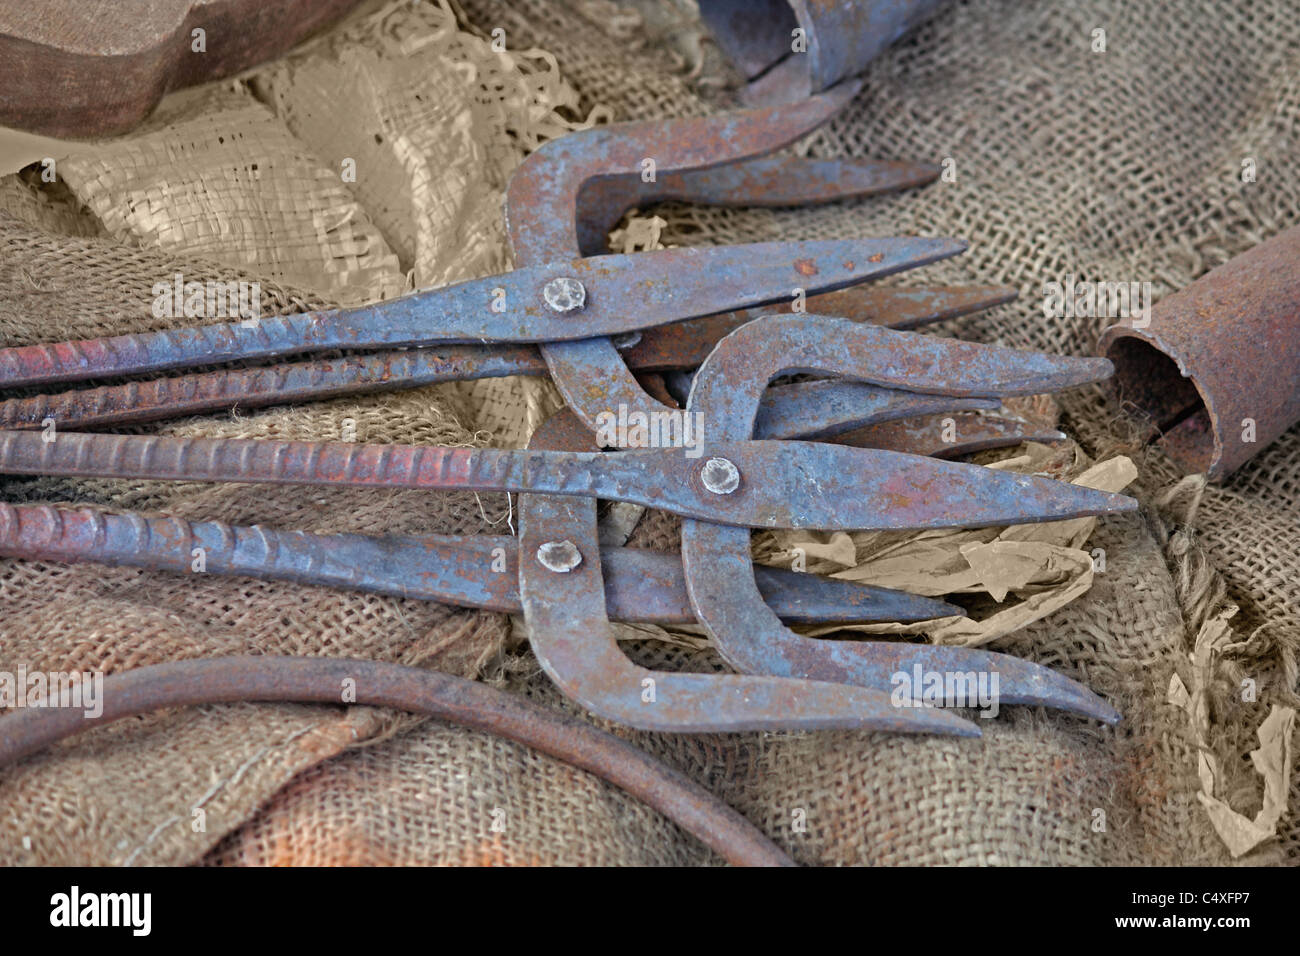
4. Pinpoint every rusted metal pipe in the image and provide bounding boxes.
[698,0,951,103]
[0,656,794,866]
[1098,225,1300,480]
